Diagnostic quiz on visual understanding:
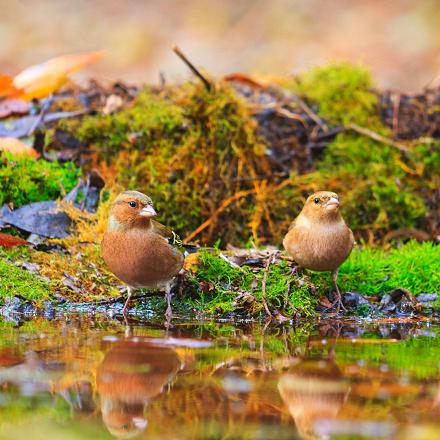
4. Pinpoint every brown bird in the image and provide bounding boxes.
[101,190,184,317]
[283,191,354,312]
